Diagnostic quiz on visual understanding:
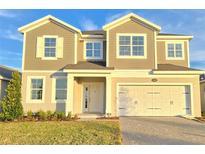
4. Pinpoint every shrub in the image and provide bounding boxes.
[27,110,33,121]
[47,110,53,120]
[37,110,47,121]
[0,72,23,121]
[73,114,79,120]
[56,112,66,120]
[65,112,72,121]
